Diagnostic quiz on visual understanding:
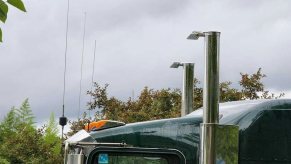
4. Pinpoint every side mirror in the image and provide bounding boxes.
[86,147,186,164]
